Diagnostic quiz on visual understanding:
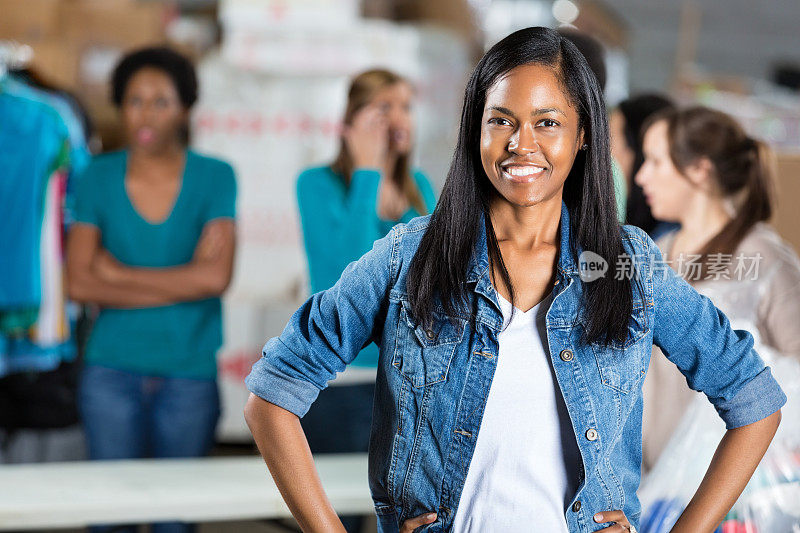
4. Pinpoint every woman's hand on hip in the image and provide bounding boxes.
[594,510,636,532]
[400,511,437,532]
